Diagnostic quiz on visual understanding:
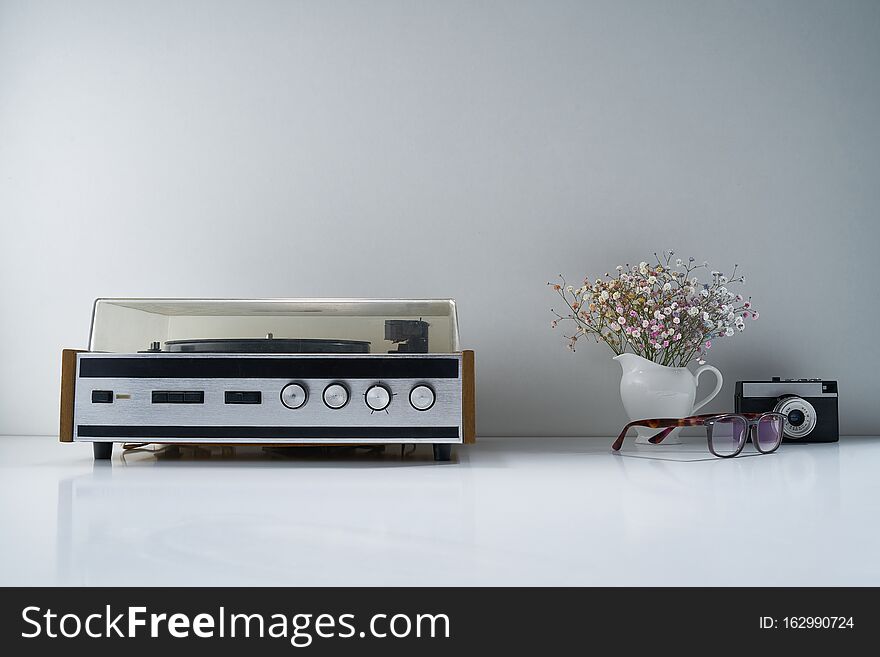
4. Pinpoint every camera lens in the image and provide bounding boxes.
[773,396,817,439]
